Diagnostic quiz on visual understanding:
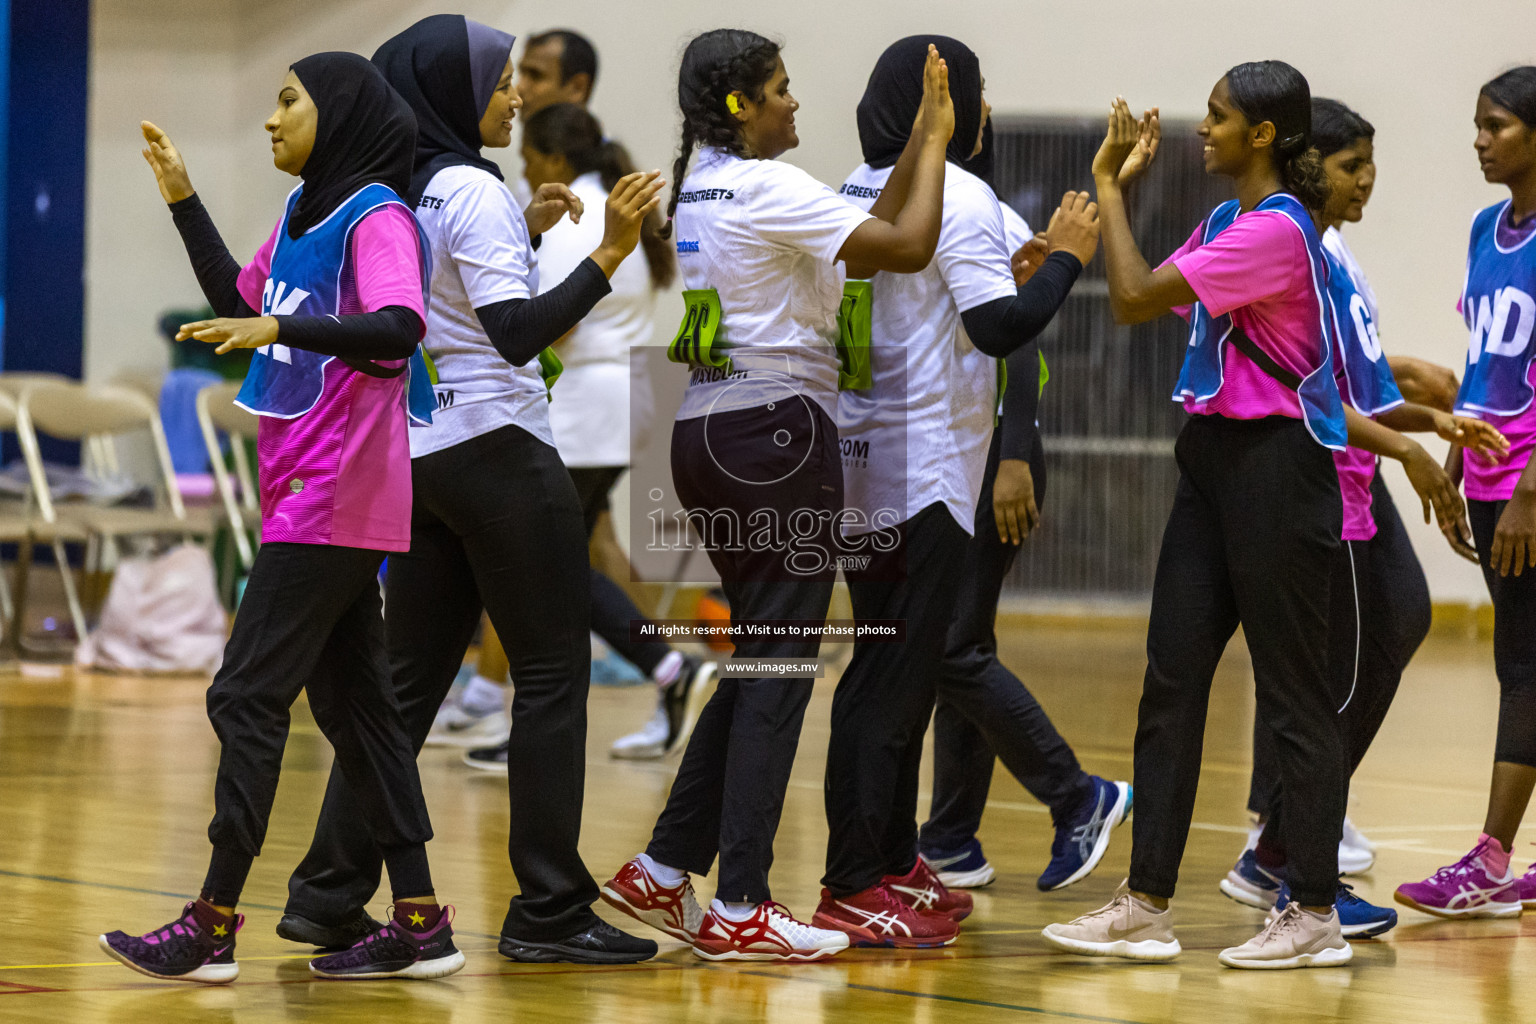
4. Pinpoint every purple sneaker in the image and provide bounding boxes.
[308,907,466,980]
[1517,862,1536,910]
[1394,839,1521,919]
[99,902,243,984]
